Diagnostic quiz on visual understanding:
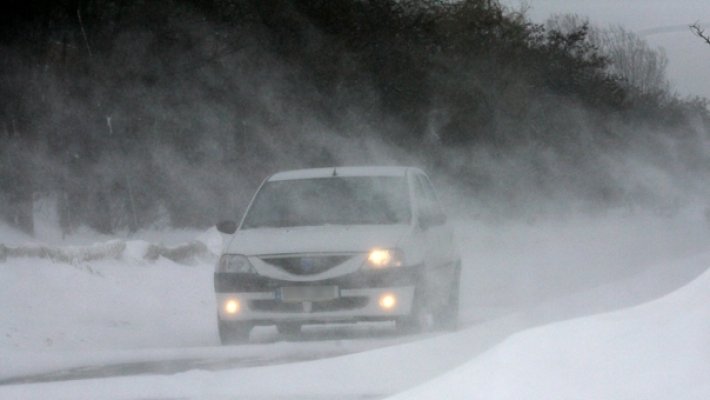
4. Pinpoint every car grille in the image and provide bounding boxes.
[250,297,369,313]
[260,255,353,275]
